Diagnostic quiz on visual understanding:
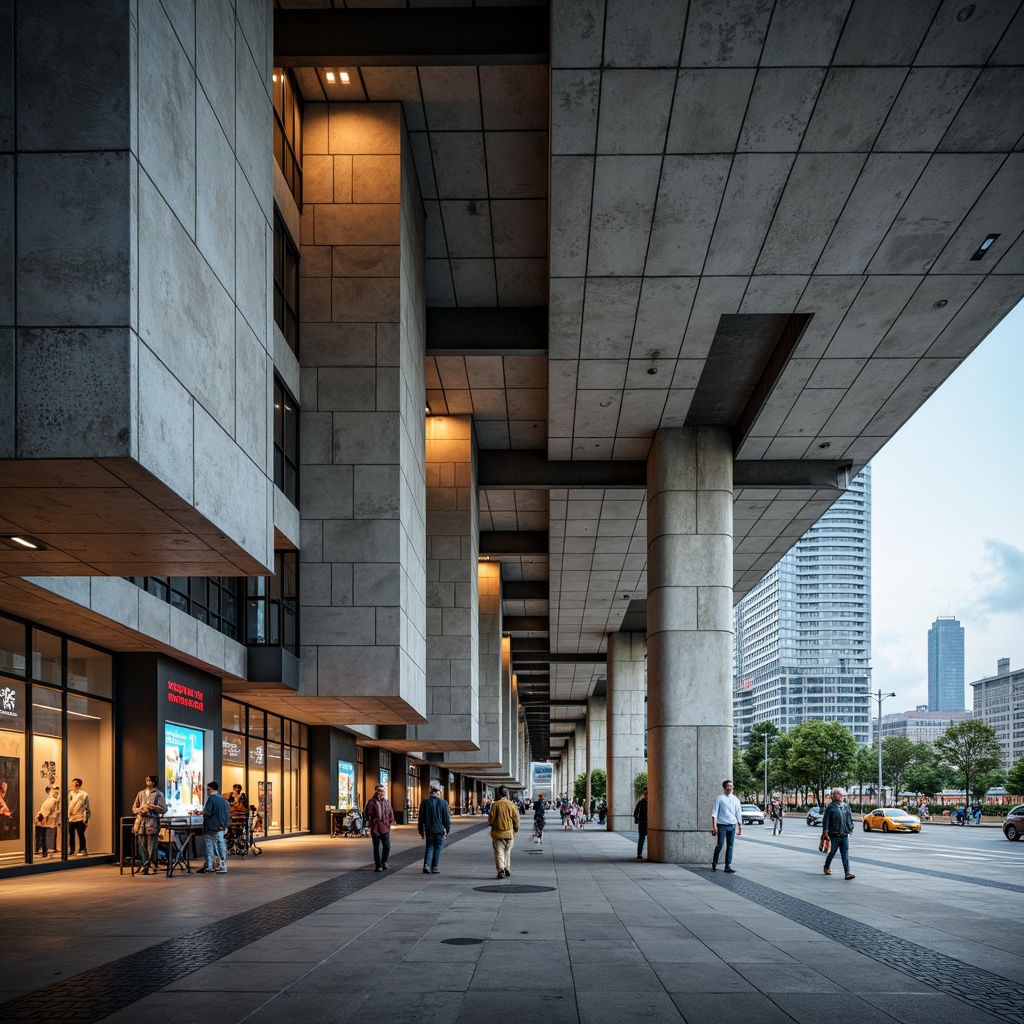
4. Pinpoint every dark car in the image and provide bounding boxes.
[1003,805,1024,841]
[806,805,823,827]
